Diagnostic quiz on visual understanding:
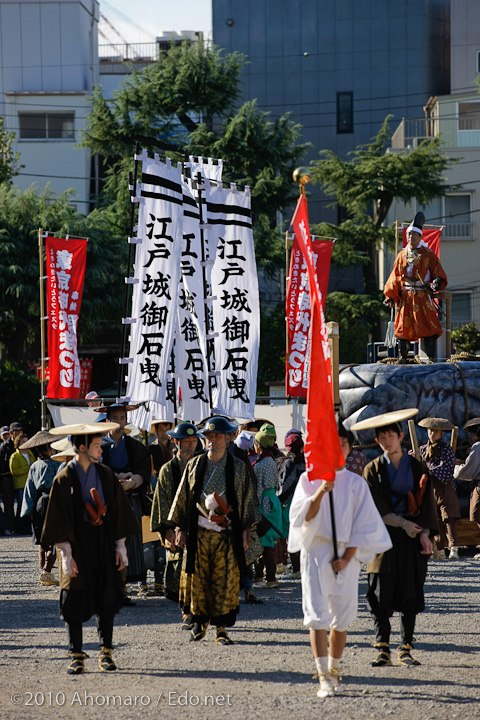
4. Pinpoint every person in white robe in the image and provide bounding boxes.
[288,427,391,698]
